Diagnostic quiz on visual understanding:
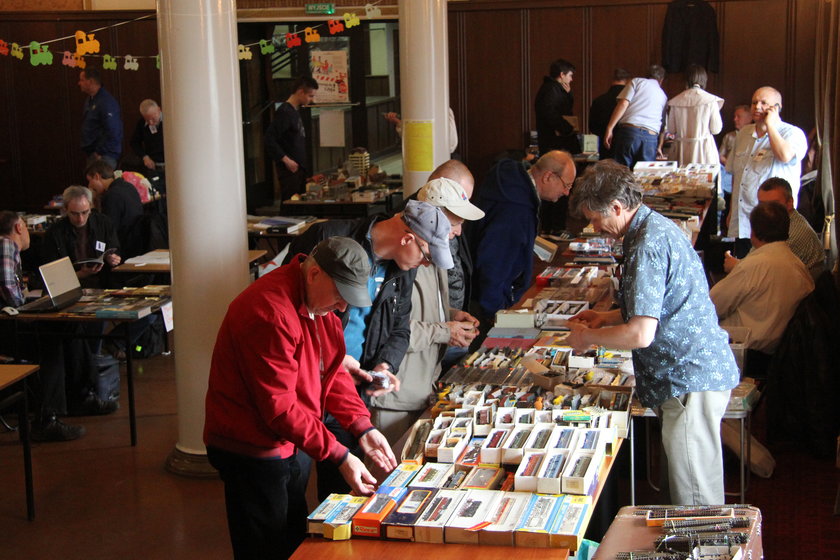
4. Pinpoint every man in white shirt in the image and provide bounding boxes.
[603,65,668,169]
[711,201,813,358]
[726,86,807,257]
